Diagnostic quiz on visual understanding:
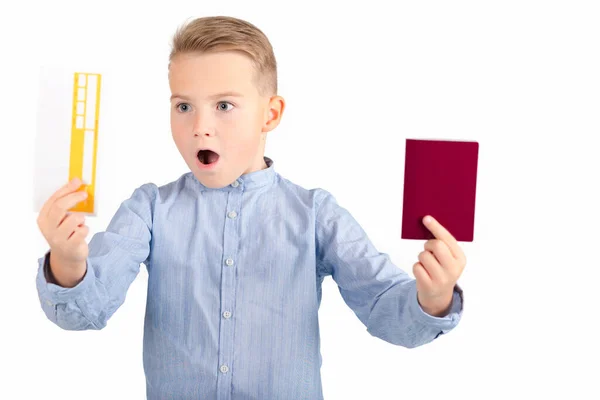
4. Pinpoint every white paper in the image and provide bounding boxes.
[33,65,108,216]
